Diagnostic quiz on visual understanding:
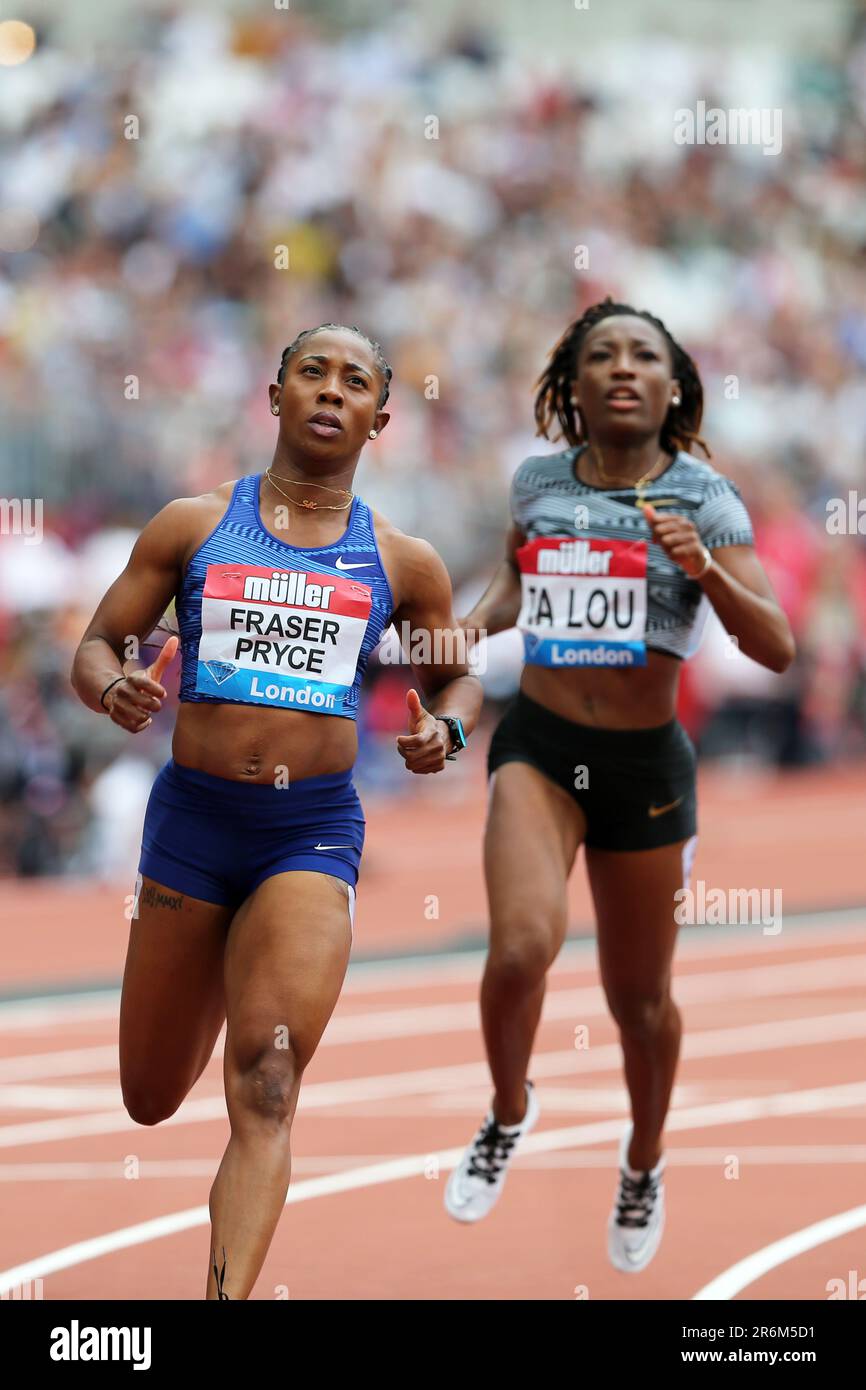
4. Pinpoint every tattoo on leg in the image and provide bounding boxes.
[212,1244,230,1300]
[140,884,185,912]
